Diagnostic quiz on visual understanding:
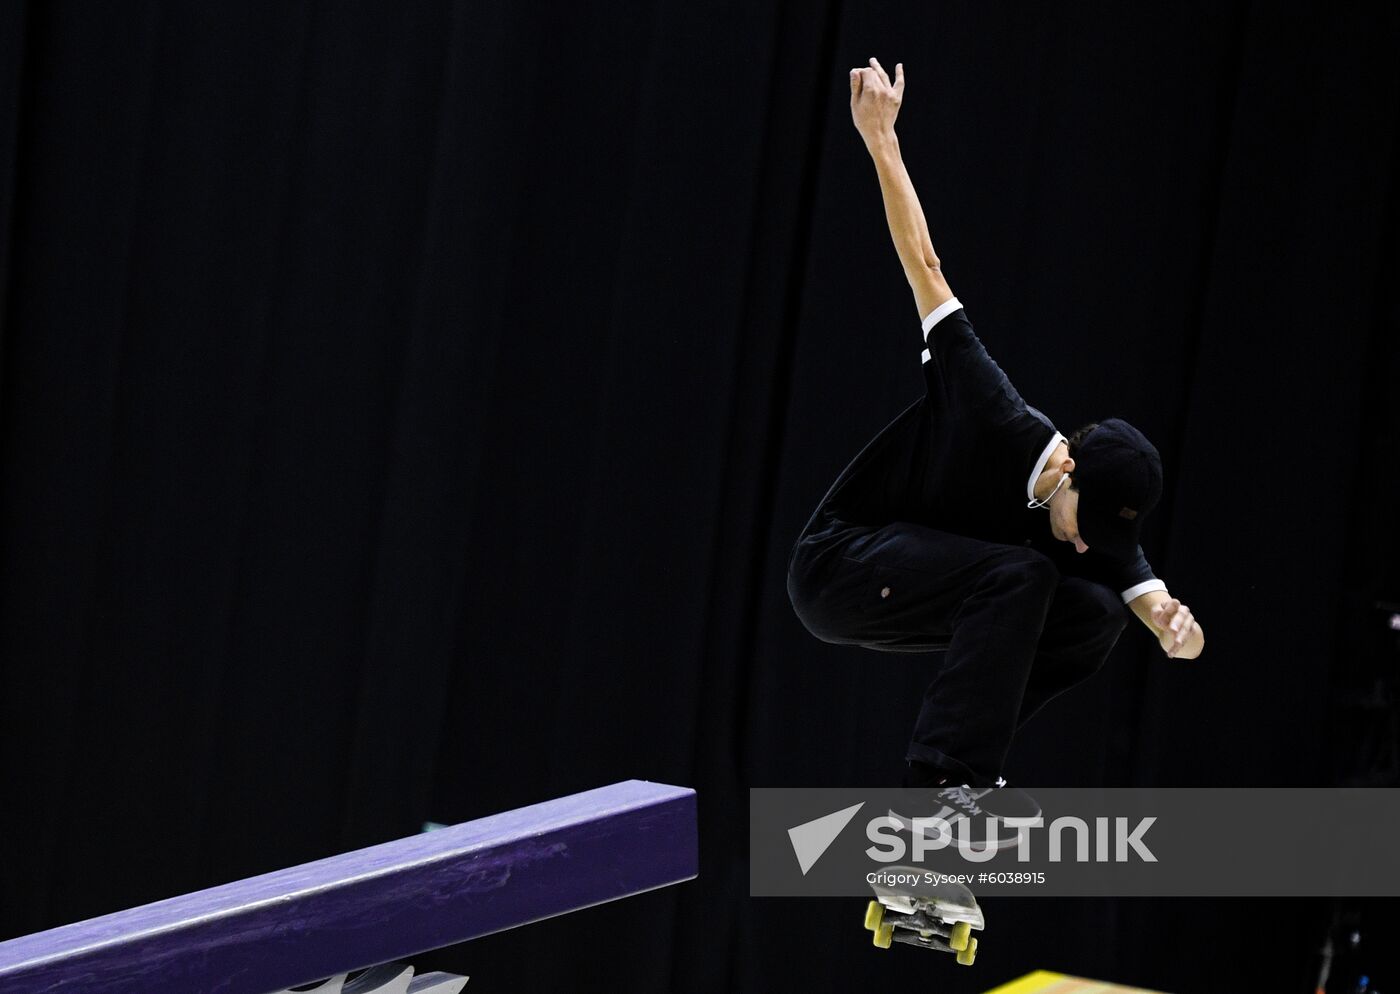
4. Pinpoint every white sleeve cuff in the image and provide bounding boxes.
[921,297,964,339]
[1120,579,1167,604]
